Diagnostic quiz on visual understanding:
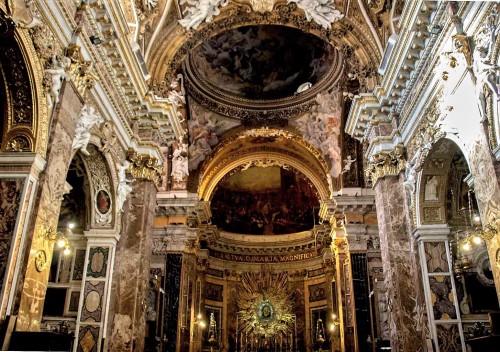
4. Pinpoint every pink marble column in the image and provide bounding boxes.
[374,175,428,351]
[107,180,156,352]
